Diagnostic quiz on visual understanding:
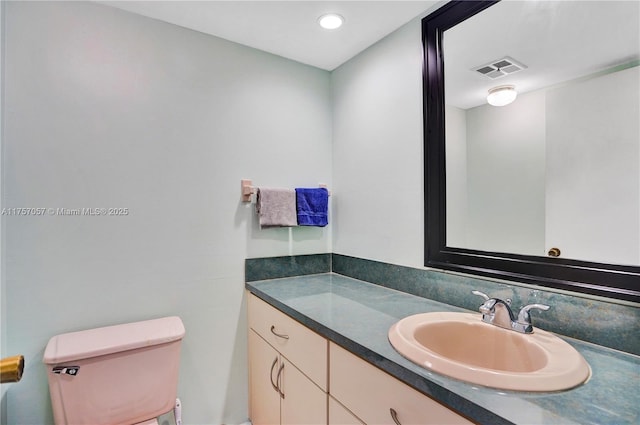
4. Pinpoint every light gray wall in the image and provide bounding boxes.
[331,13,545,265]
[4,1,637,424]
[331,16,424,268]
[331,5,639,269]
[2,2,331,424]
[1,1,7,423]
